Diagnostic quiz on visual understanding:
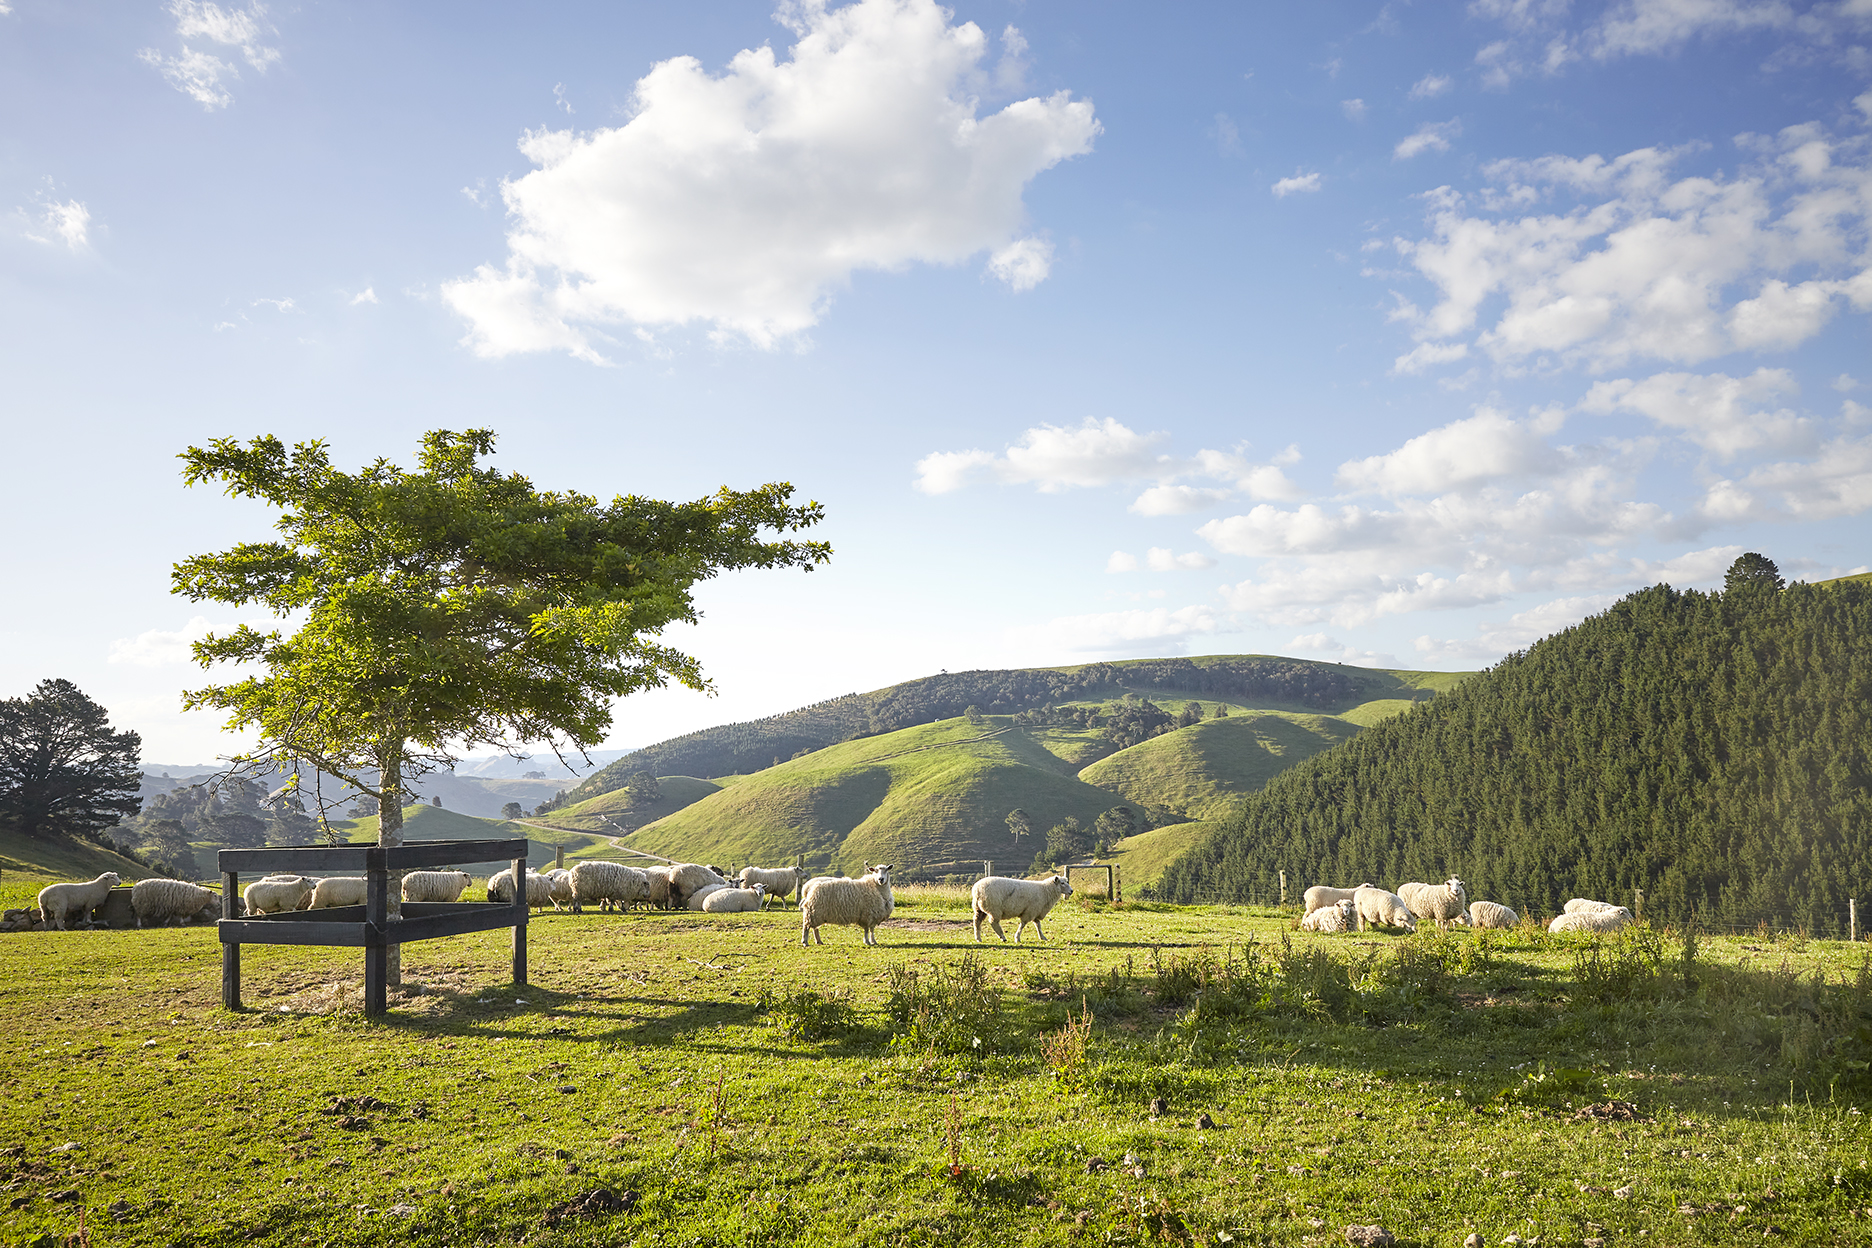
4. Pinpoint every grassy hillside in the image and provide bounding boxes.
[1102,818,1219,891]
[530,776,723,833]
[618,717,1131,878]
[1078,712,1360,818]
[0,830,151,909]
